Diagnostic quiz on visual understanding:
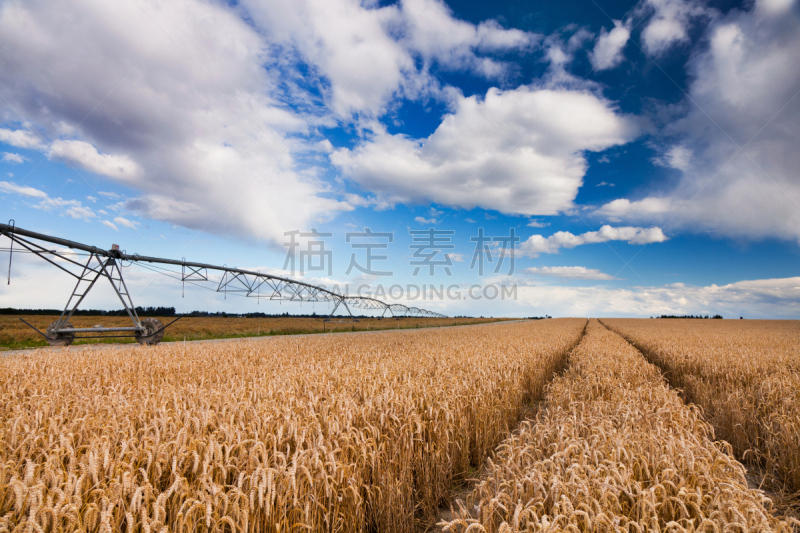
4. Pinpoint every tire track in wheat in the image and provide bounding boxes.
[442,319,795,532]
